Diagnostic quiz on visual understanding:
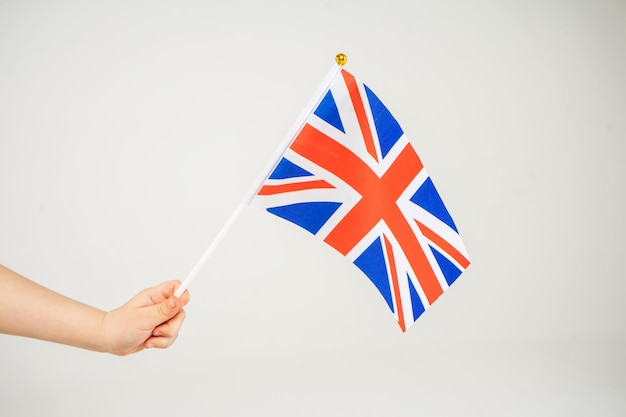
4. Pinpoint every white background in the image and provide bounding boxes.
[1,1,624,415]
